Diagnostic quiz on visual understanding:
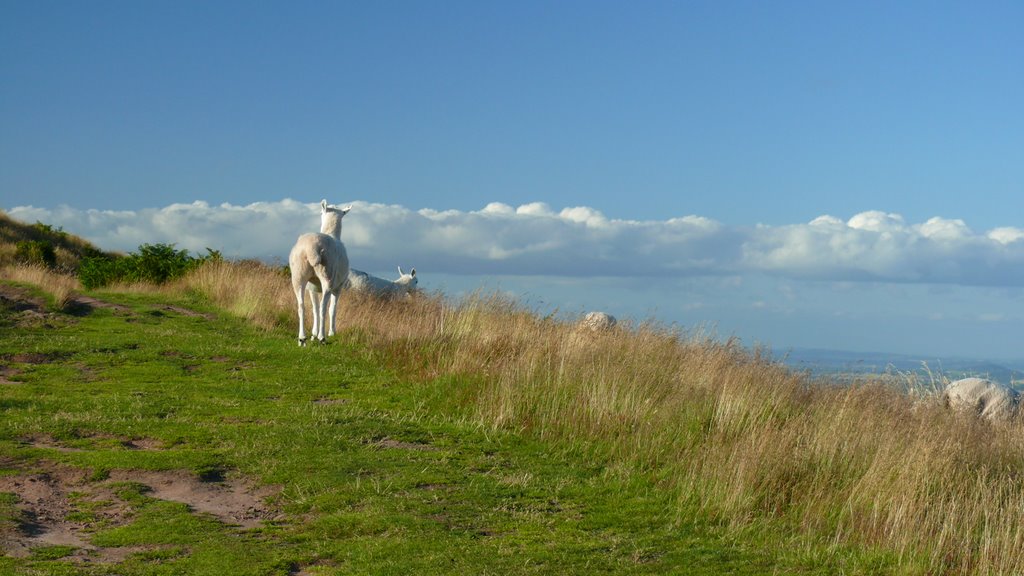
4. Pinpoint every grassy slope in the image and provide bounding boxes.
[4,213,1022,574]
[0,286,848,575]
